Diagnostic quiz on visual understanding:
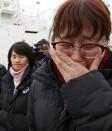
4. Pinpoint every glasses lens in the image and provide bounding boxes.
[54,42,105,59]
[81,44,103,58]
[55,42,73,53]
